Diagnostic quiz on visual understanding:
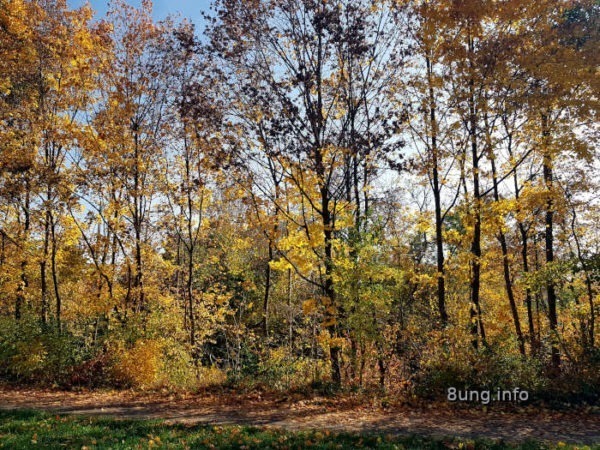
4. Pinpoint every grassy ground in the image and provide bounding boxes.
[0,410,597,450]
